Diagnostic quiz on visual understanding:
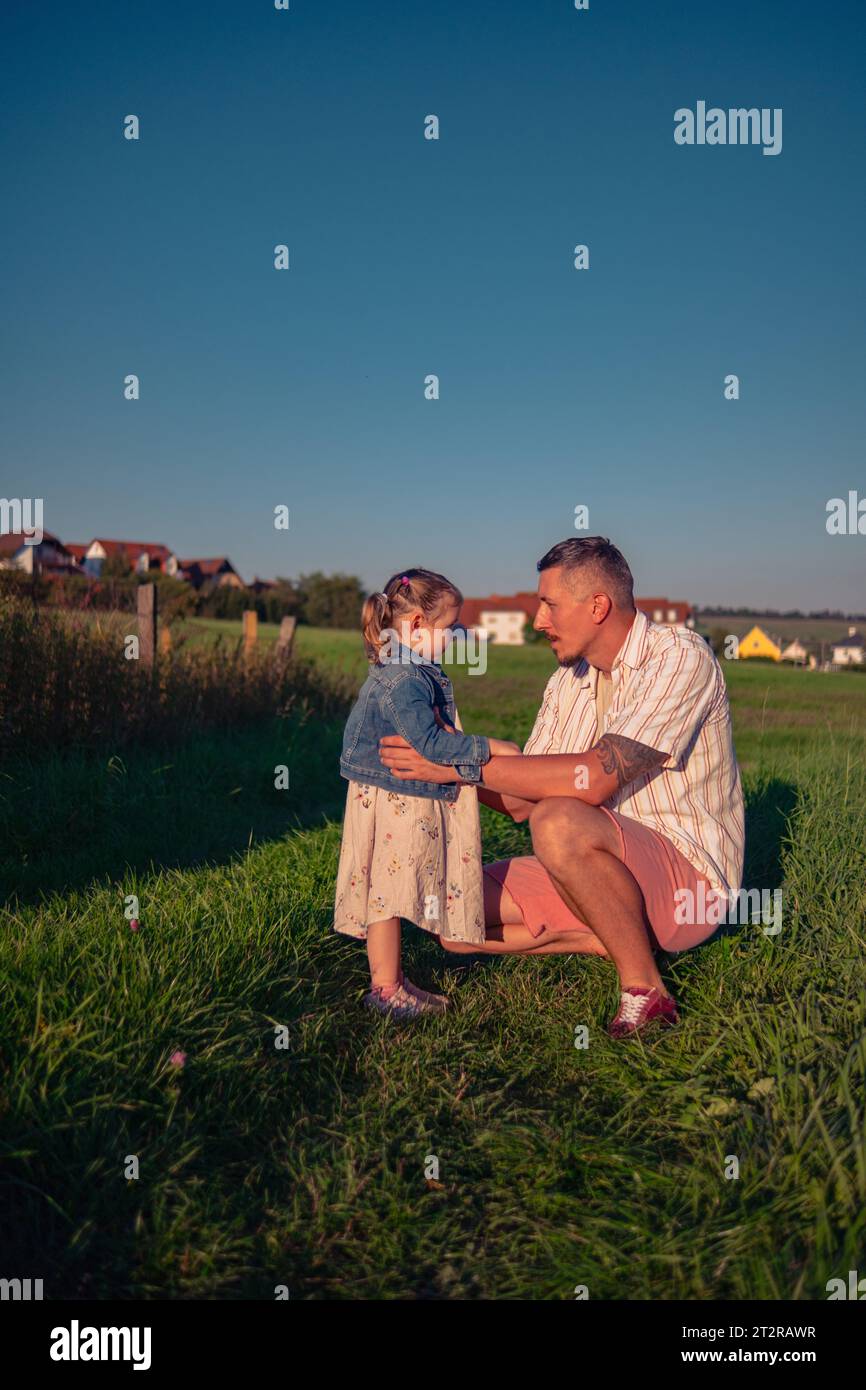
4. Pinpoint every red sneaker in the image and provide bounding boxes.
[608,986,678,1039]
